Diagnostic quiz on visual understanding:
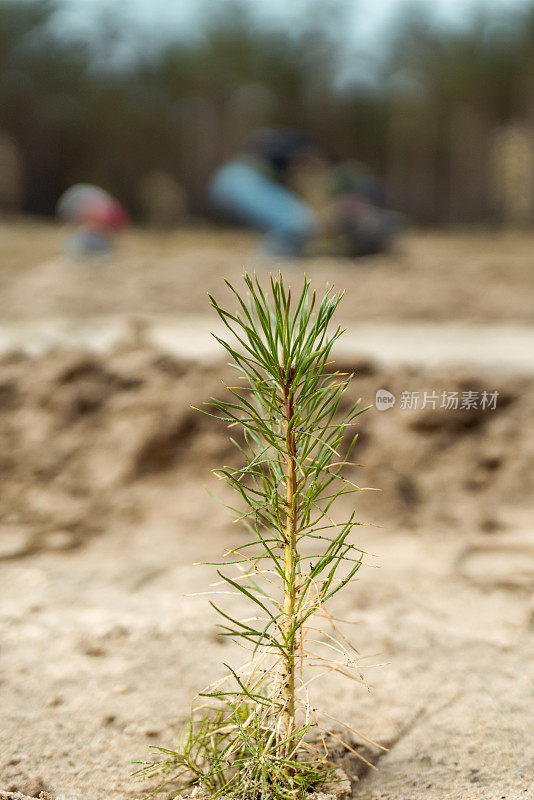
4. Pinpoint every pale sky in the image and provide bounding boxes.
[55,0,532,45]
[49,0,532,83]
